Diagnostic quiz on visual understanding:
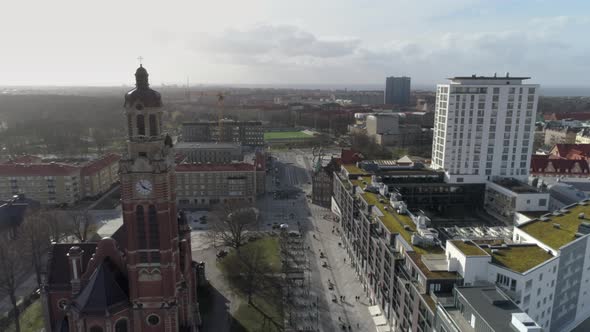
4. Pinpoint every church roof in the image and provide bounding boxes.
[47,243,98,287]
[124,65,163,108]
[73,258,129,315]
